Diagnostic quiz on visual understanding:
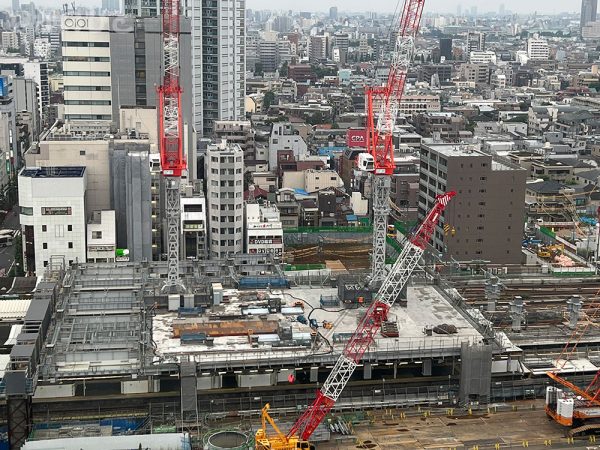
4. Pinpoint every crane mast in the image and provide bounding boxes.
[158,0,185,291]
[364,0,425,285]
[287,191,455,441]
